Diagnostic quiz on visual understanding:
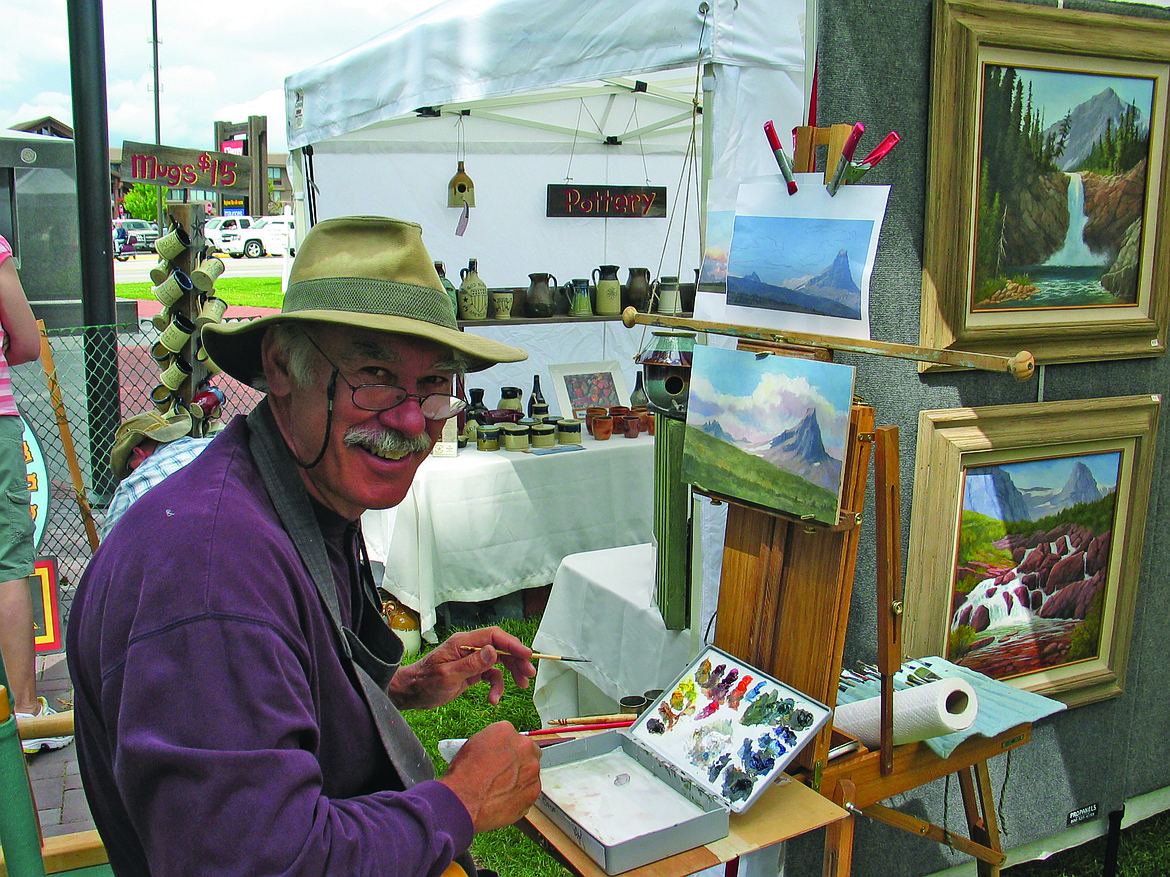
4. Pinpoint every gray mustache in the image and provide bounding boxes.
[344,425,434,457]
